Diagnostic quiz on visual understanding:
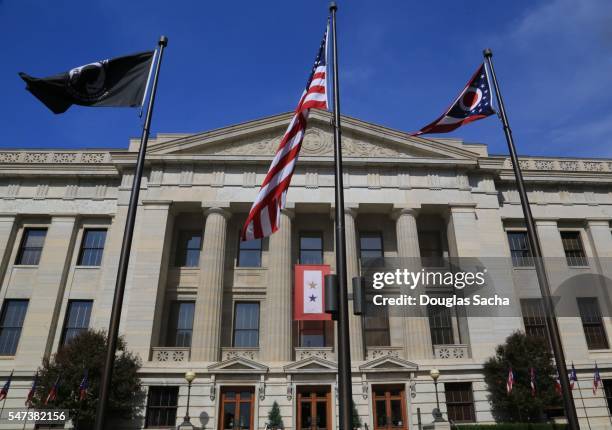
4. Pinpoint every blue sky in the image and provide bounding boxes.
[2,0,612,158]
